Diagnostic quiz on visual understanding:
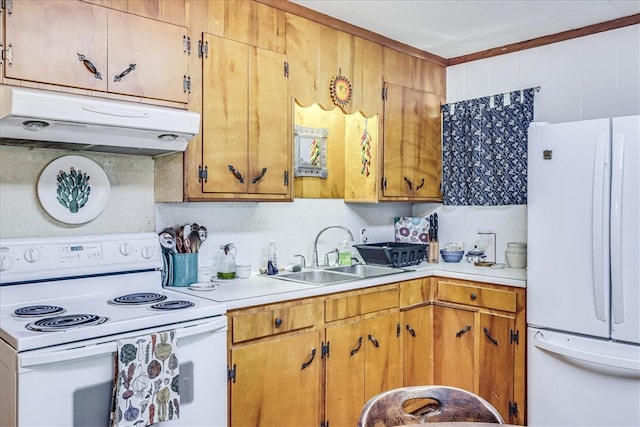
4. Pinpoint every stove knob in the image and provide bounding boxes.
[119,242,133,256]
[141,246,154,259]
[24,248,41,263]
[0,252,12,271]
